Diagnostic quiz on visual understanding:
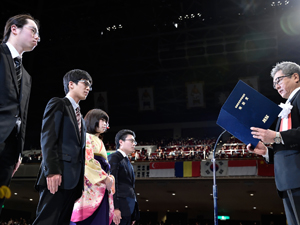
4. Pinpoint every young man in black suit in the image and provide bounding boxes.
[108,129,140,225]
[33,69,92,225]
[248,61,300,225]
[0,14,40,214]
